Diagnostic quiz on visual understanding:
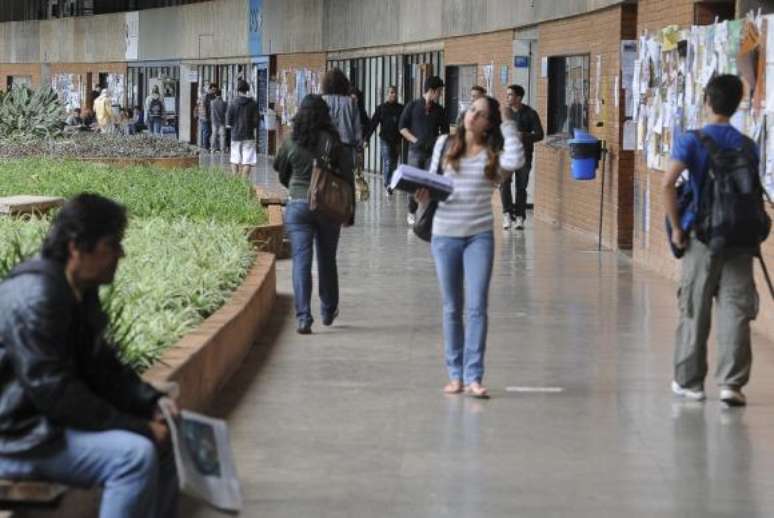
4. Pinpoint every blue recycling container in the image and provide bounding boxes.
[568,129,601,181]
